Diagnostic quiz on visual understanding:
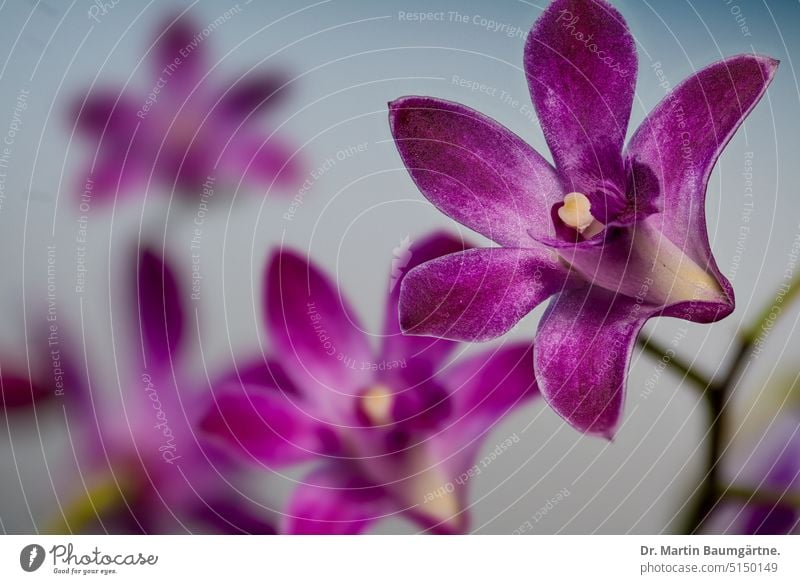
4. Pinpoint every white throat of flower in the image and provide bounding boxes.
[358,390,462,527]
